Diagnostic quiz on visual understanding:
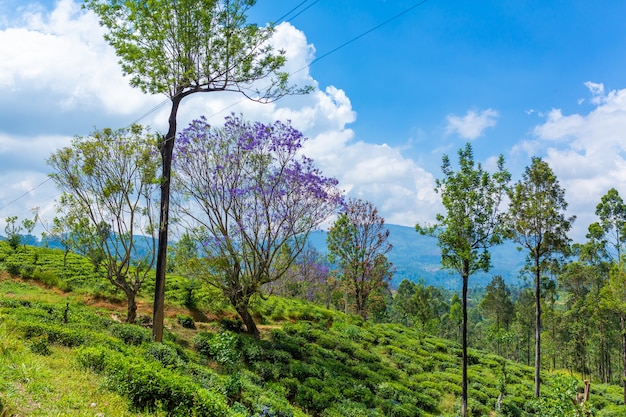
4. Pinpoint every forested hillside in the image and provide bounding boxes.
[0,241,625,416]
[308,224,527,289]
